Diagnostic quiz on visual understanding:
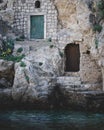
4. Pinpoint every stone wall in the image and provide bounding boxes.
[80,53,102,83]
[12,0,57,40]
